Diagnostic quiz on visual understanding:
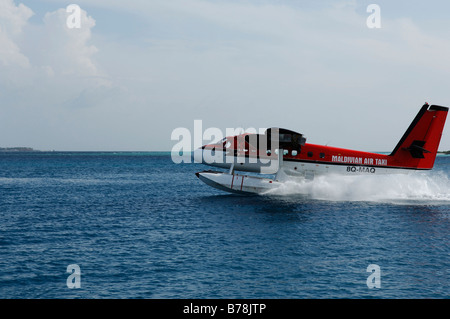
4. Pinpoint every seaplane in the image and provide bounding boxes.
[194,103,448,195]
